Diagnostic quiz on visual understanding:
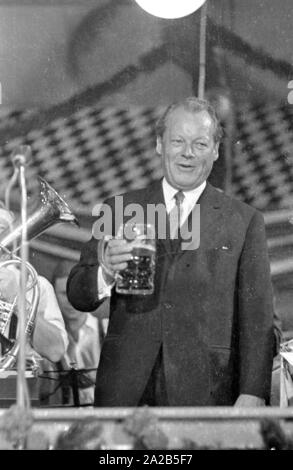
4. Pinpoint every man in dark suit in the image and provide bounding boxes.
[67,97,275,407]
